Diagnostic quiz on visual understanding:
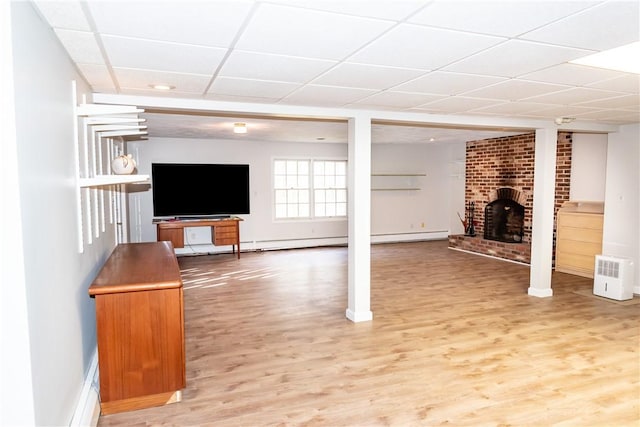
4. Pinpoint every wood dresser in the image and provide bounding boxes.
[88,241,185,415]
[555,201,604,278]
